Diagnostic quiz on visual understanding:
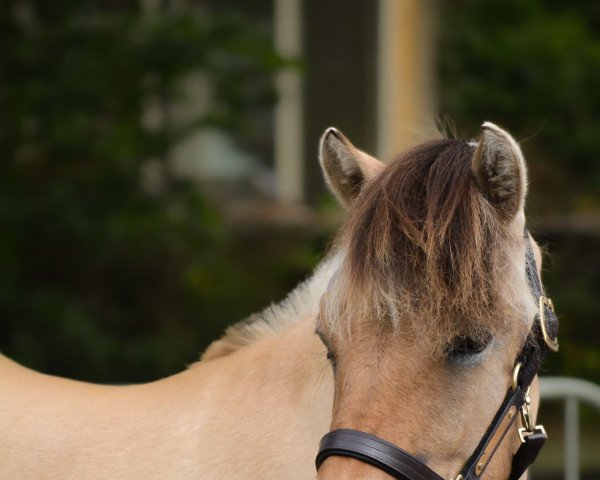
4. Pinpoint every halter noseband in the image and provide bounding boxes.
[315,228,559,480]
